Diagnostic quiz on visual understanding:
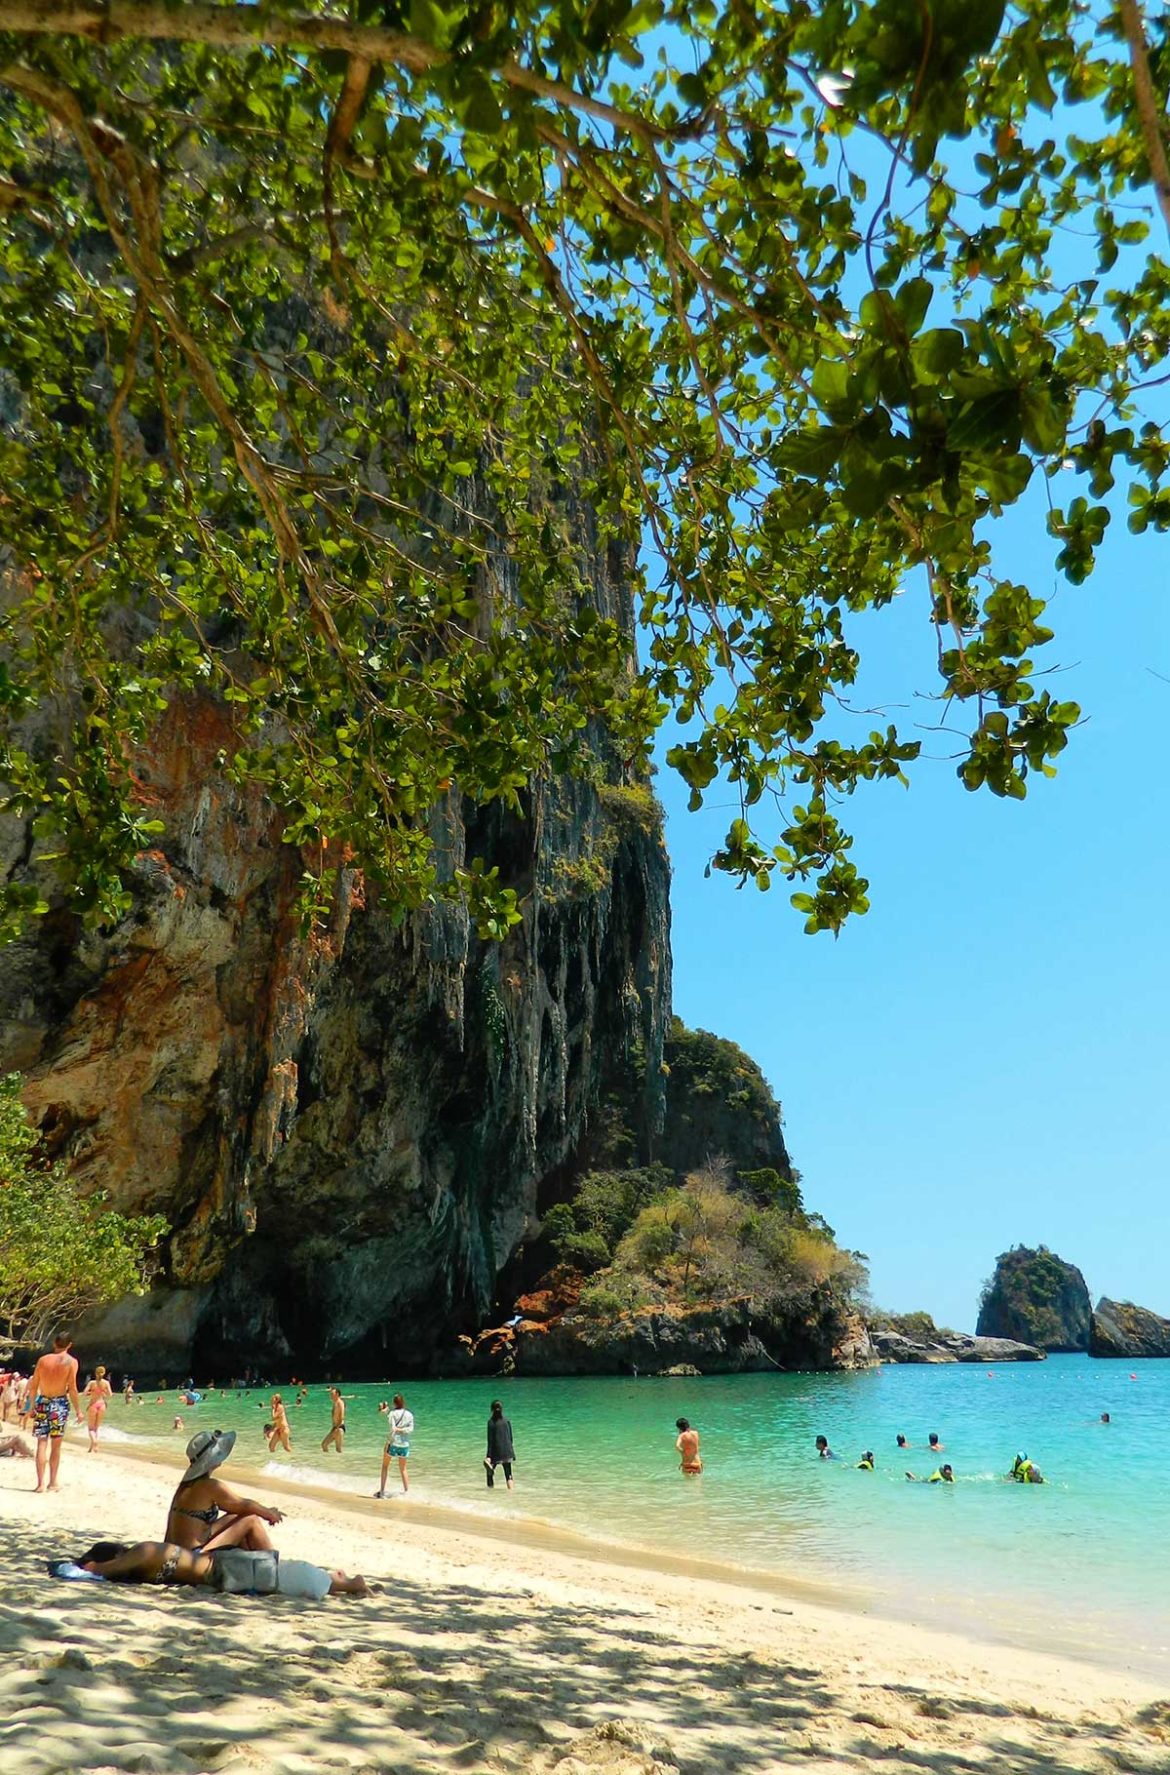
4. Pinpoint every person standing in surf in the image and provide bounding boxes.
[266,1393,292,1453]
[484,1399,515,1489]
[321,1387,349,1455]
[375,1395,413,1496]
[675,1417,703,1475]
